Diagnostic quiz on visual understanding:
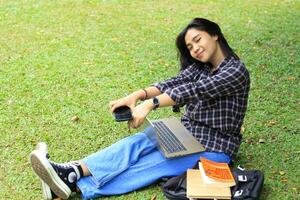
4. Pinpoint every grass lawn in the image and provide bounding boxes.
[0,0,299,199]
